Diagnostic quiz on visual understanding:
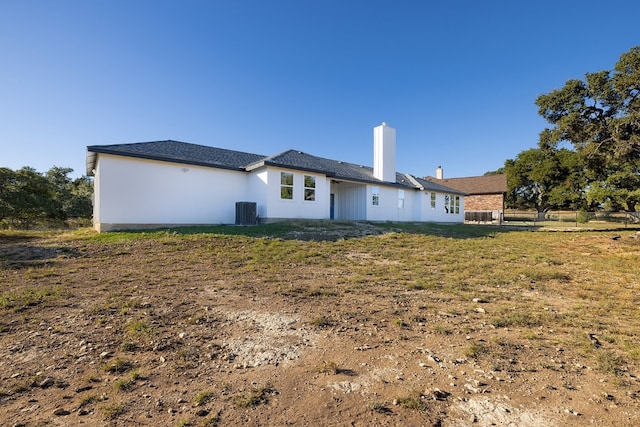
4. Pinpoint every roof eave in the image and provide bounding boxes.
[86,150,97,176]
[86,146,246,173]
